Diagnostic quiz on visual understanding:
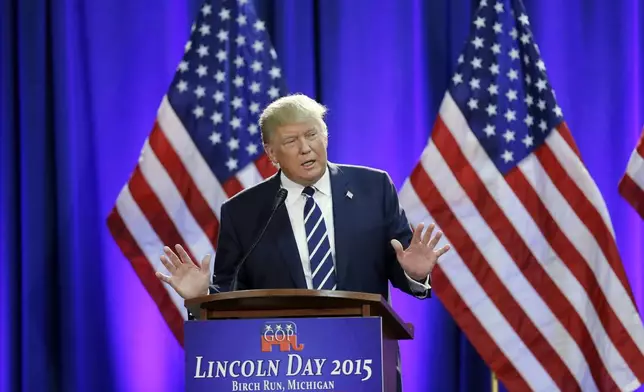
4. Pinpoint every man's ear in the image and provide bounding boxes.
[264,143,277,165]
